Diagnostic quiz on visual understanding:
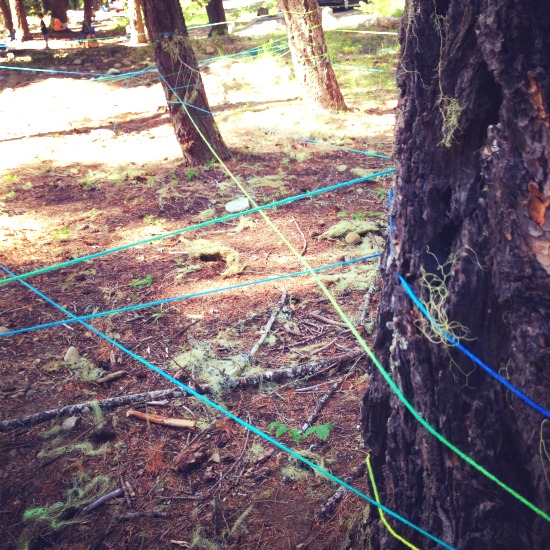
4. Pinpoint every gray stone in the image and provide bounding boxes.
[114,63,122,69]
[0,326,10,334]
[62,416,79,430]
[64,346,80,363]
[107,67,121,75]
[225,197,250,214]
[73,58,82,65]
[345,232,362,245]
